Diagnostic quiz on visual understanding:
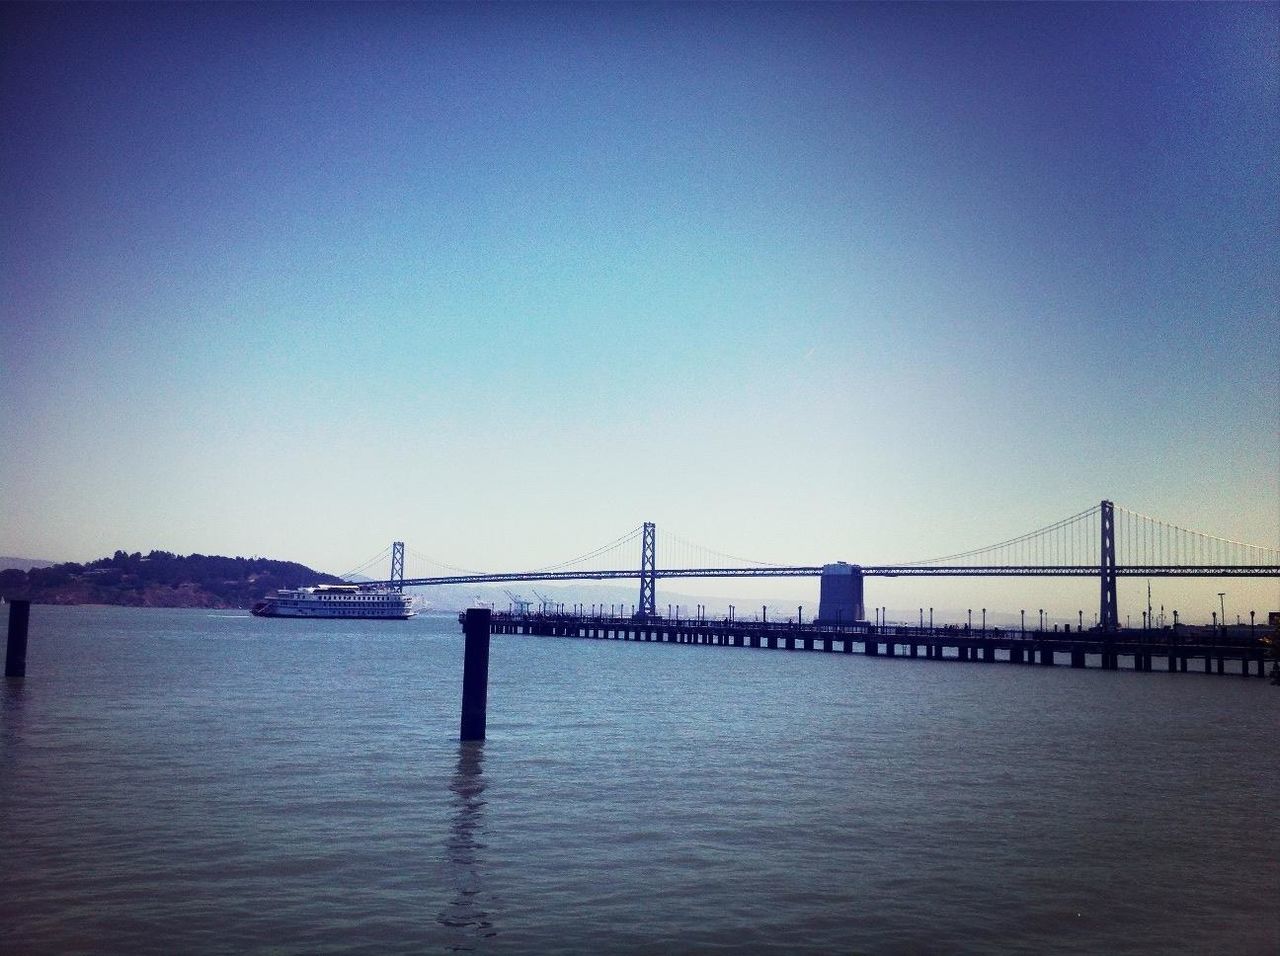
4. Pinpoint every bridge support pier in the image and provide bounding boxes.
[817,563,864,625]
